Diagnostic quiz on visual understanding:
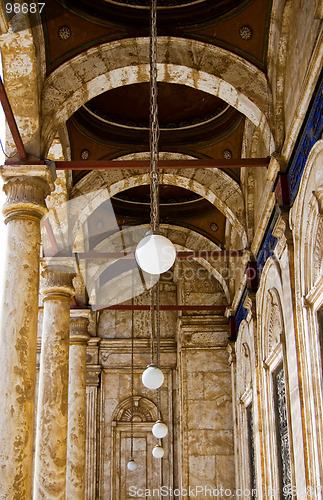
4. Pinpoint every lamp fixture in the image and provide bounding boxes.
[142,363,164,390]
[152,444,165,458]
[134,0,176,276]
[127,459,137,472]
[135,233,176,275]
[152,420,168,439]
